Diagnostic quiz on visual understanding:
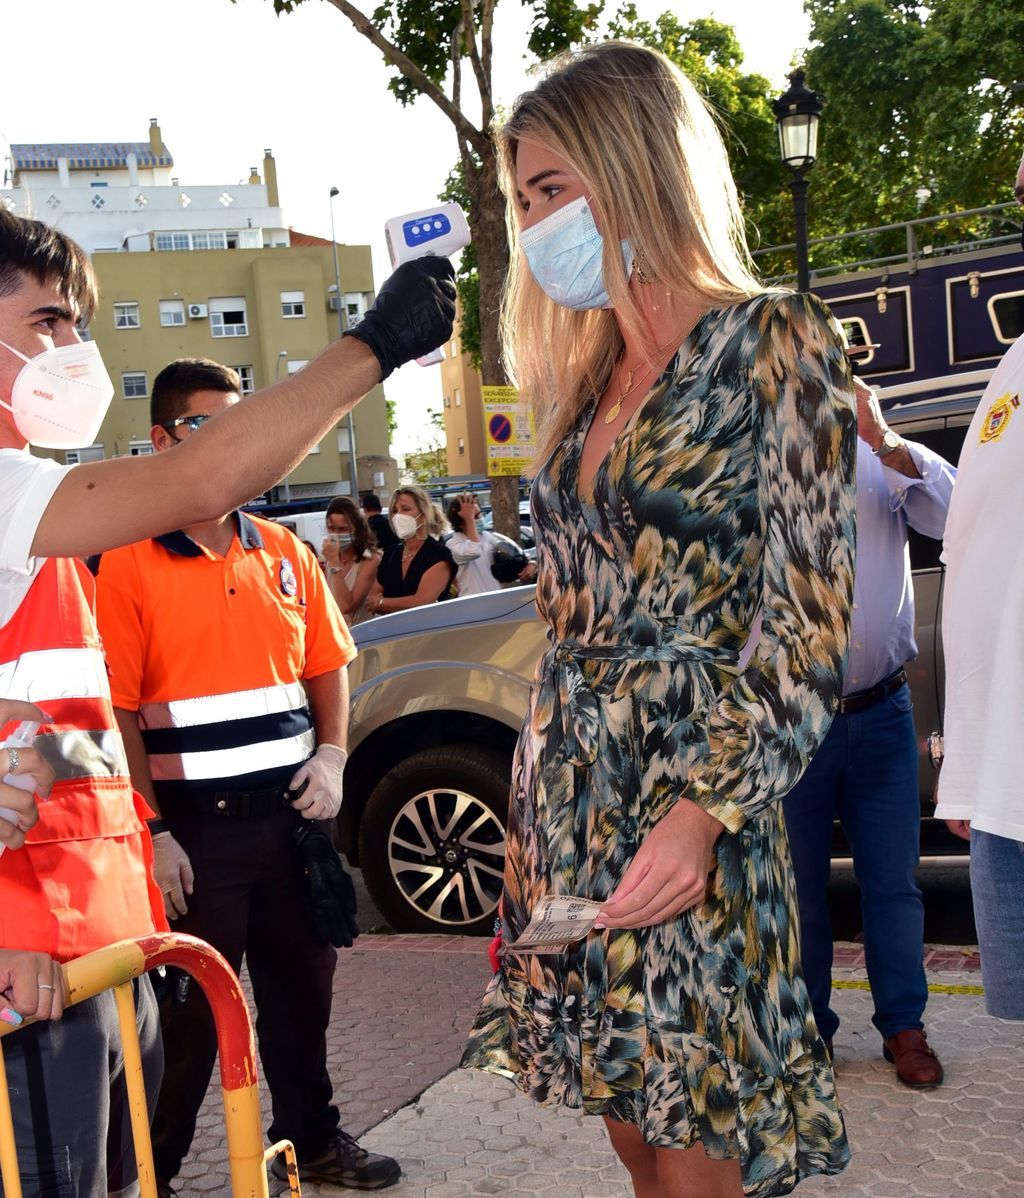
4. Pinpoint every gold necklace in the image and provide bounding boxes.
[603,337,680,426]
